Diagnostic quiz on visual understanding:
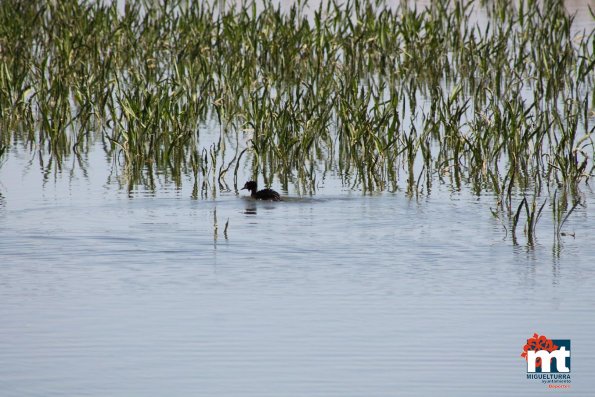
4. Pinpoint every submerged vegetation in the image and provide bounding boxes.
[0,0,594,245]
